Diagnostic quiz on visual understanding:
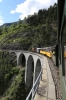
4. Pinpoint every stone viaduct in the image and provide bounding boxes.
[8,50,43,89]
